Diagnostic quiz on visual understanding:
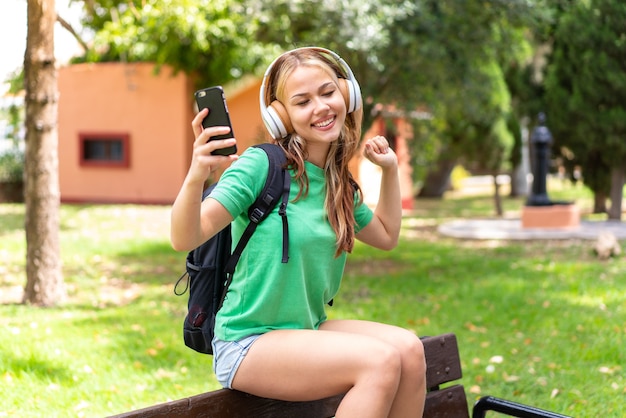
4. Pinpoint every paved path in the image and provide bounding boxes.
[438,219,626,240]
